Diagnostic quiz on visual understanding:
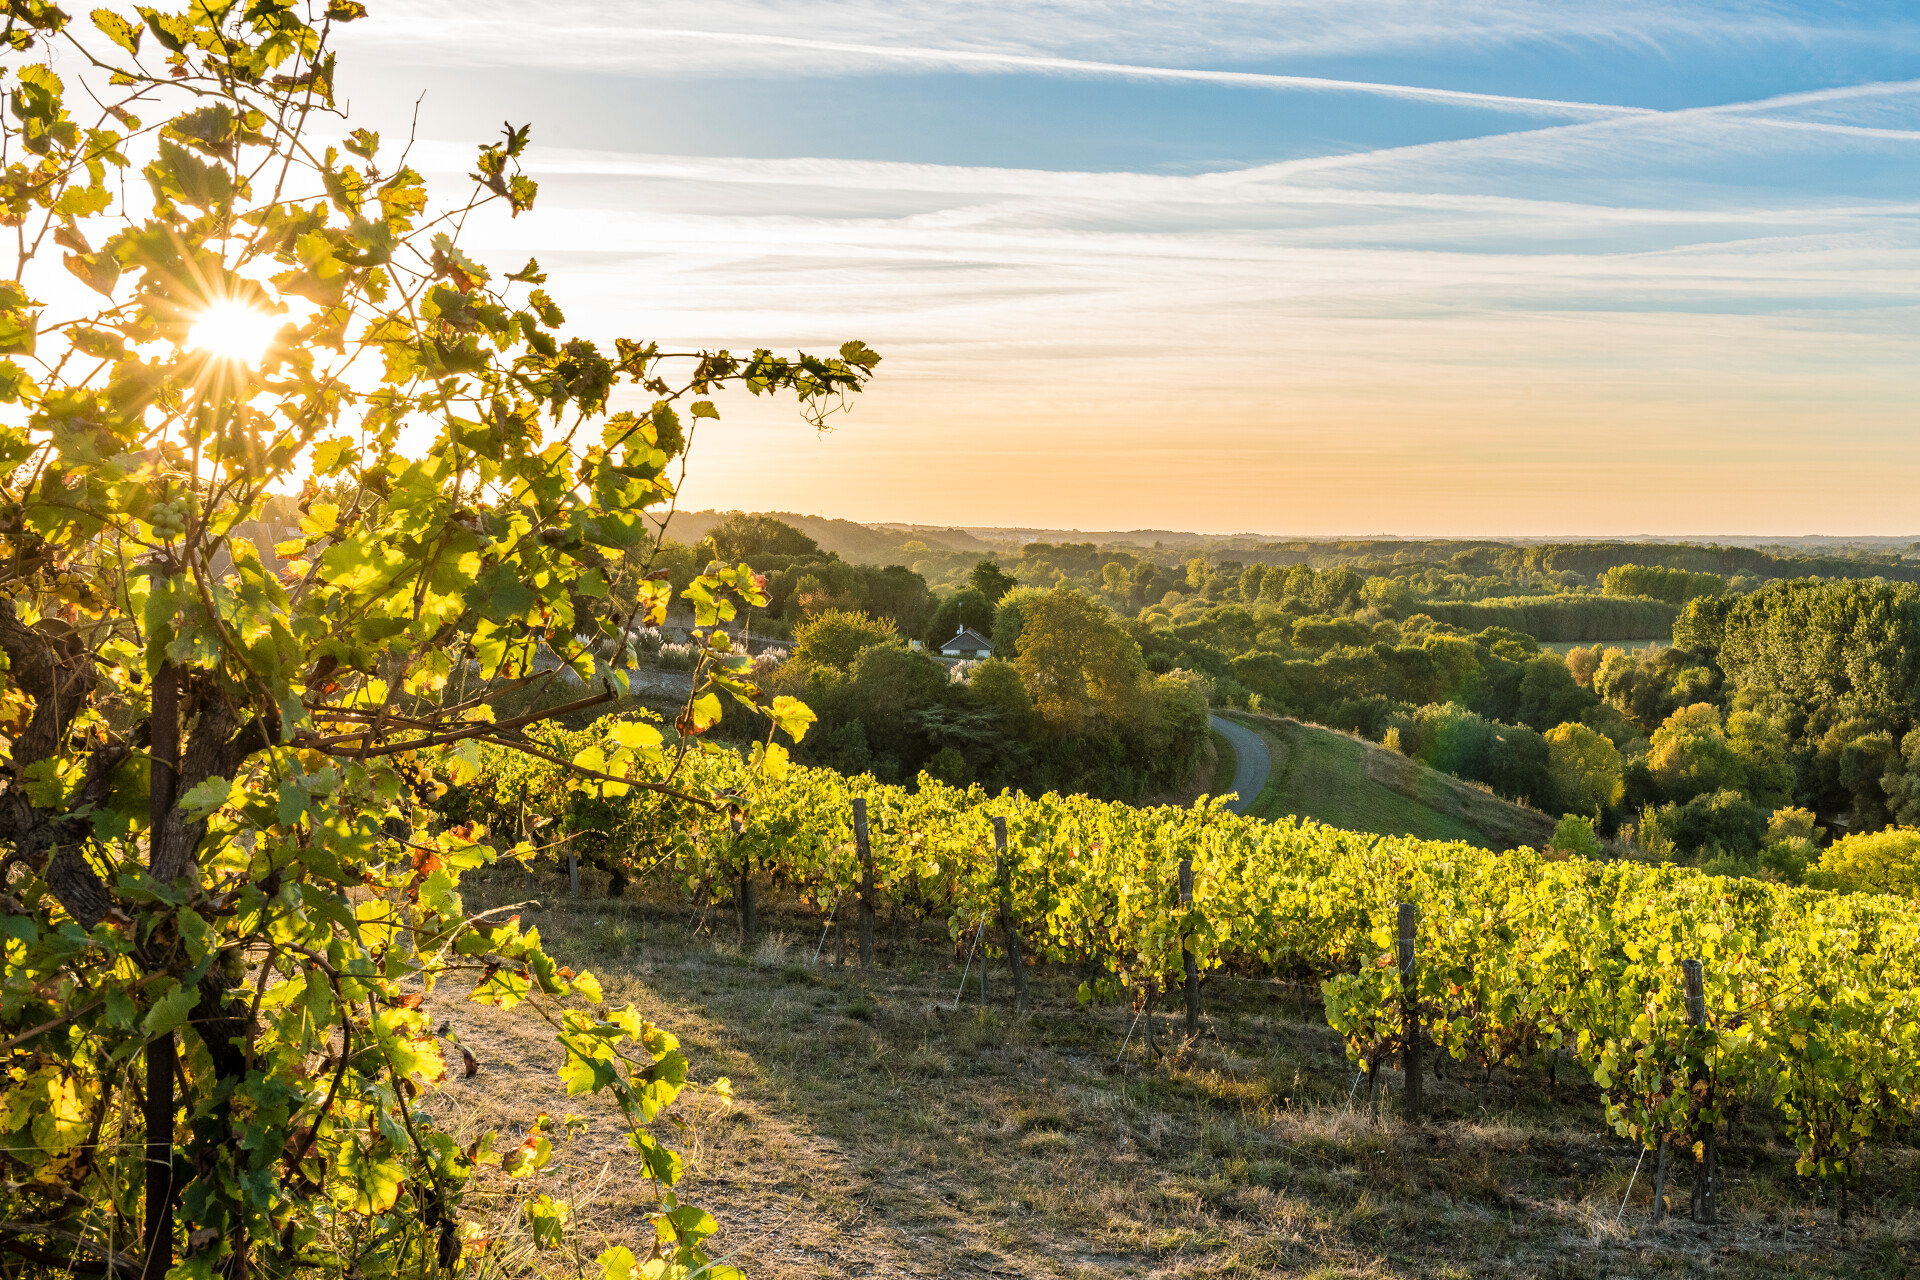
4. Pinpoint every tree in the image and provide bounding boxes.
[1726,710,1794,808]
[1131,559,1174,609]
[1515,653,1597,732]
[967,558,1017,604]
[968,657,1038,735]
[790,562,862,617]
[965,558,1016,602]
[0,7,873,1276]
[1761,806,1821,881]
[1014,590,1148,733]
[1833,725,1900,830]
[1814,827,1920,897]
[857,563,935,638]
[926,587,993,647]
[991,584,1047,658]
[844,645,948,752]
[1483,723,1551,807]
[1881,729,1920,826]
[1421,634,1484,703]
[925,744,973,786]
[1361,575,1414,615]
[1565,644,1603,688]
[1546,722,1625,815]
[1204,560,1244,601]
[1417,703,1499,782]
[1671,593,1734,657]
[1719,578,1920,728]
[1292,616,1370,651]
[1648,704,1745,802]
[1594,645,1698,732]
[794,608,901,671]
[705,511,818,561]
[1601,563,1726,606]
[1313,566,1365,613]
